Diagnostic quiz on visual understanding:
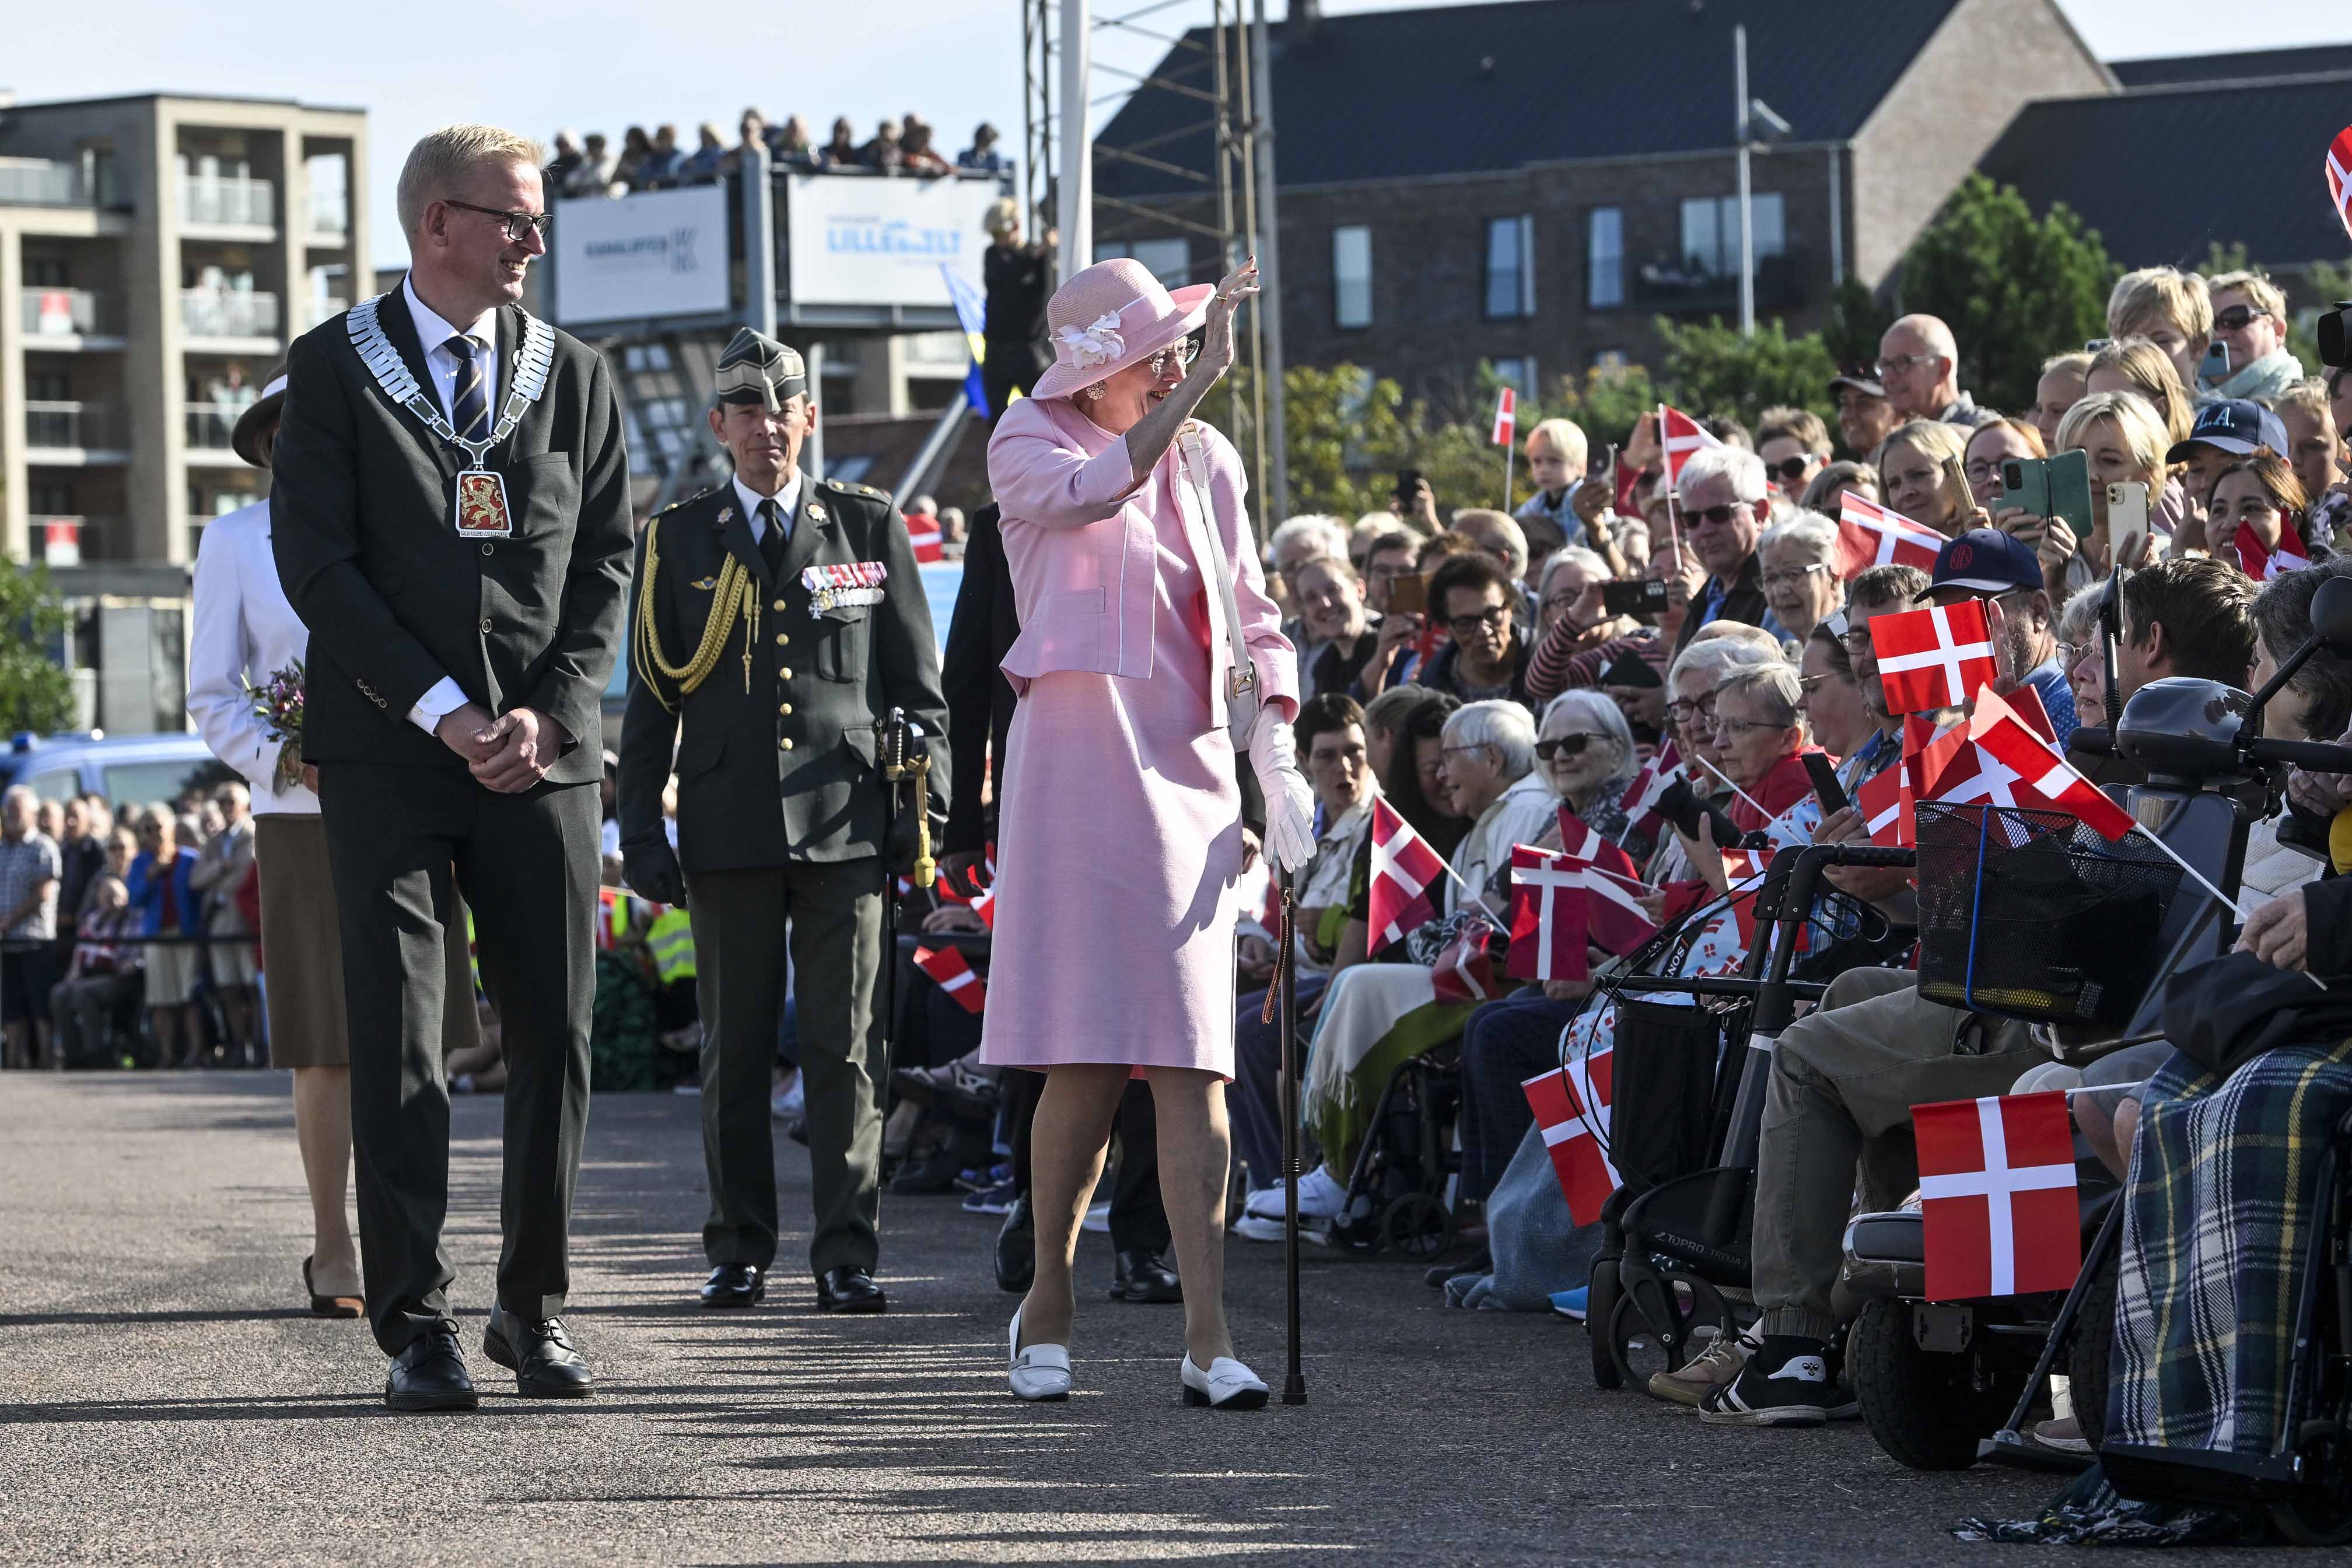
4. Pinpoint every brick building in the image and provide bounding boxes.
[1094,0,2112,404]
